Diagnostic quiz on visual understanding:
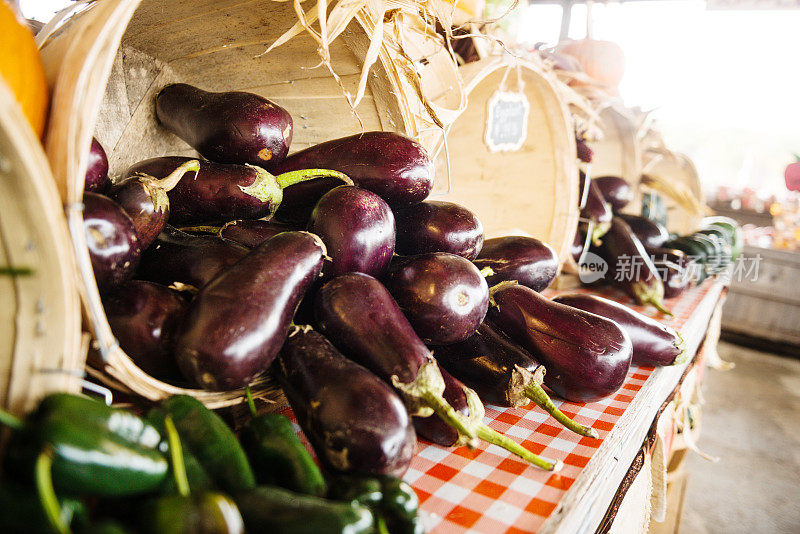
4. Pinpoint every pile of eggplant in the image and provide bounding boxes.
[82,83,693,497]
